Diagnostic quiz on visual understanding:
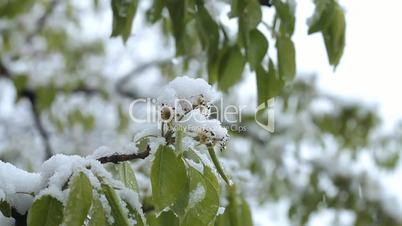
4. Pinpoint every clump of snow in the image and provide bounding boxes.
[182,136,197,150]
[119,189,146,224]
[90,146,114,160]
[132,124,160,143]
[186,159,204,173]
[99,193,114,225]
[148,137,167,162]
[217,207,225,216]
[0,152,143,218]
[132,76,229,154]
[159,76,219,106]
[39,154,128,201]
[188,183,206,209]
[0,161,42,214]
[0,212,15,226]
